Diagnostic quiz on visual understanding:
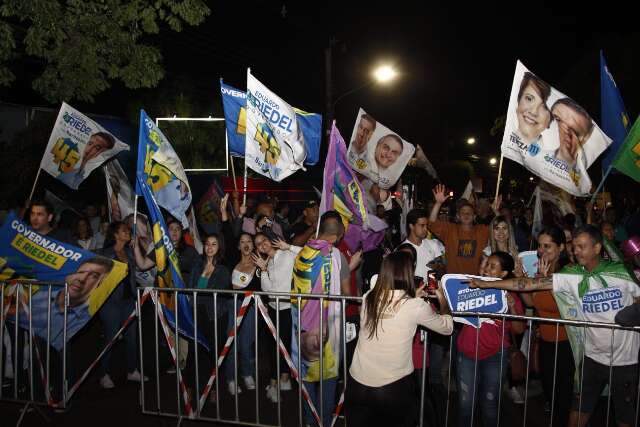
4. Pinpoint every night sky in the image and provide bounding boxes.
[4,1,640,196]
